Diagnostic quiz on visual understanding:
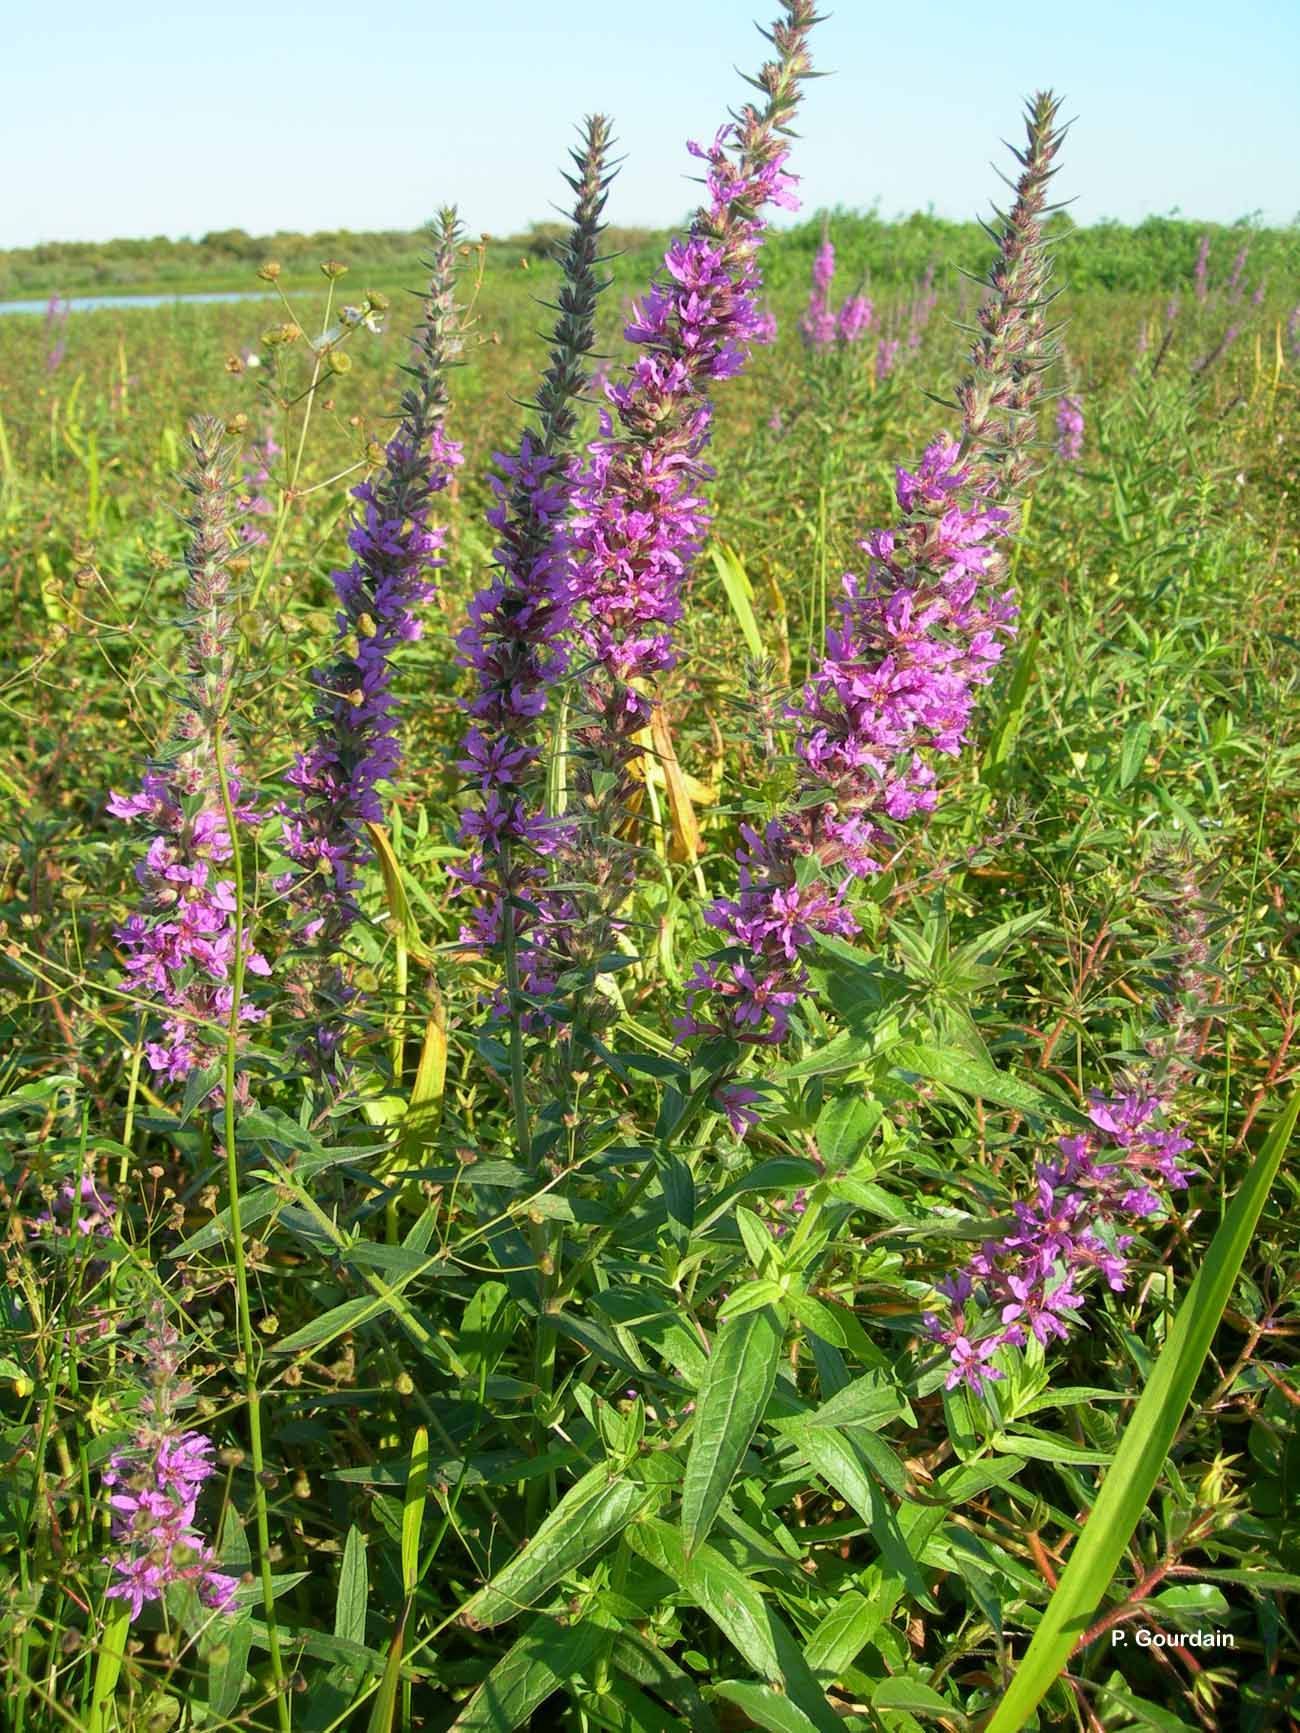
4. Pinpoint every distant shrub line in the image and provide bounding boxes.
[5,209,1299,300]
